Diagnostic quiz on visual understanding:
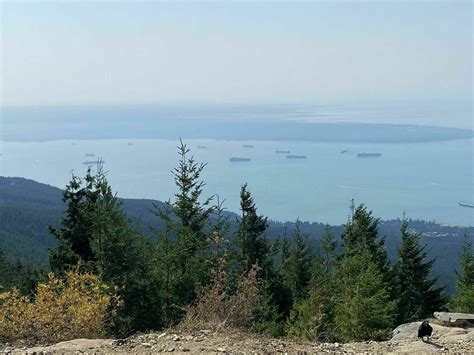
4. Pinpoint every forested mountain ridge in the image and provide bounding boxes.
[0,176,471,291]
